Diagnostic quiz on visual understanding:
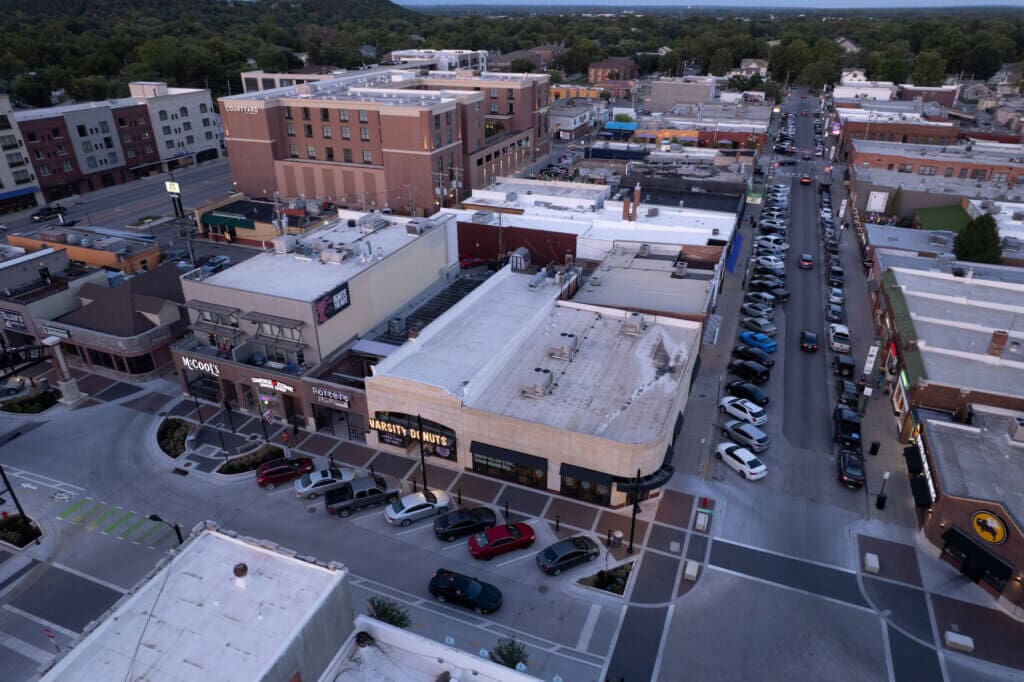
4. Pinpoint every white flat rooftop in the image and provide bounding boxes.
[373,269,699,443]
[200,213,446,301]
[41,529,345,682]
